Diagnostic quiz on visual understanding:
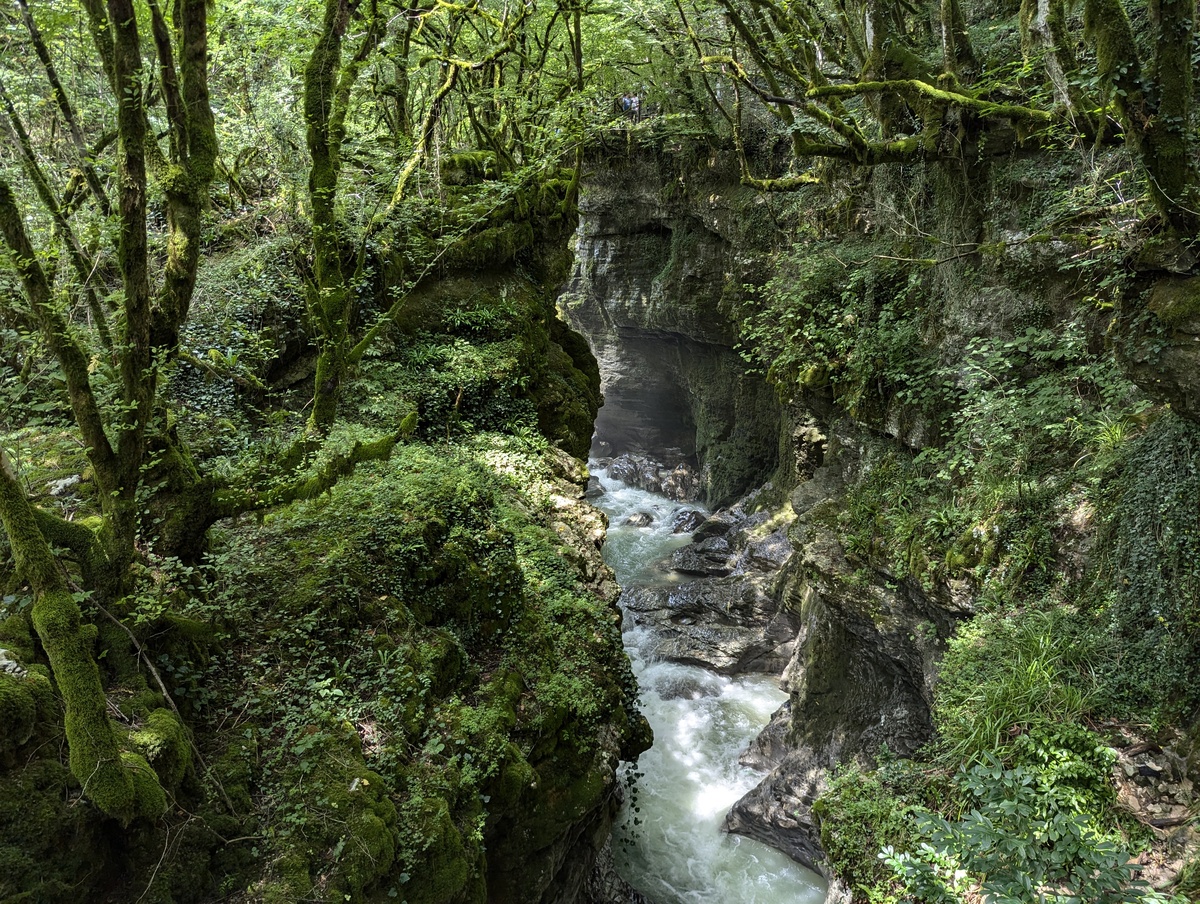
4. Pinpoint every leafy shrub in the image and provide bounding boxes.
[883,757,1179,904]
